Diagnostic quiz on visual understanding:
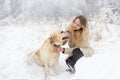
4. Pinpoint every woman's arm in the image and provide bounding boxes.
[55,47,75,55]
[63,48,74,55]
